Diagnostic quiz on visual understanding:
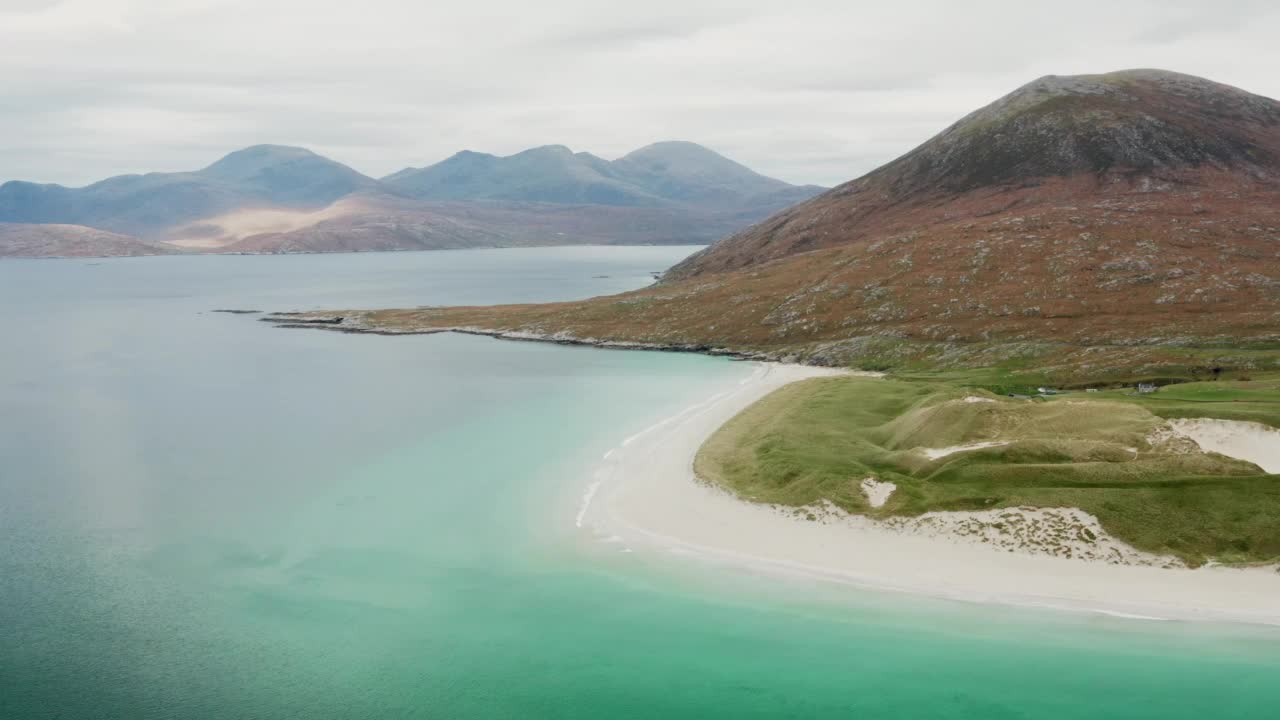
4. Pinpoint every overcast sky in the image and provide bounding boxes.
[3,0,1278,187]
